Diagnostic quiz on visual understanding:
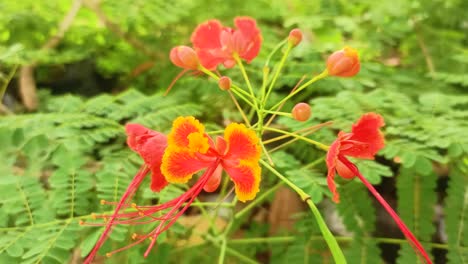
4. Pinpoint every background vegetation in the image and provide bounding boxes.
[0,0,467,263]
